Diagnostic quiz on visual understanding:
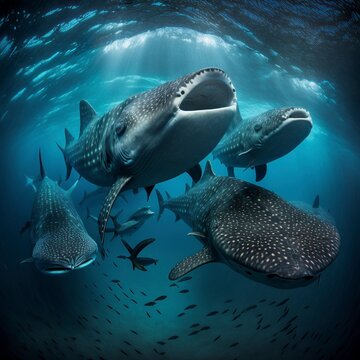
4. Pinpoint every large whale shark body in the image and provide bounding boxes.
[213,107,312,181]
[59,68,237,251]
[157,162,340,287]
[21,152,98,274]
